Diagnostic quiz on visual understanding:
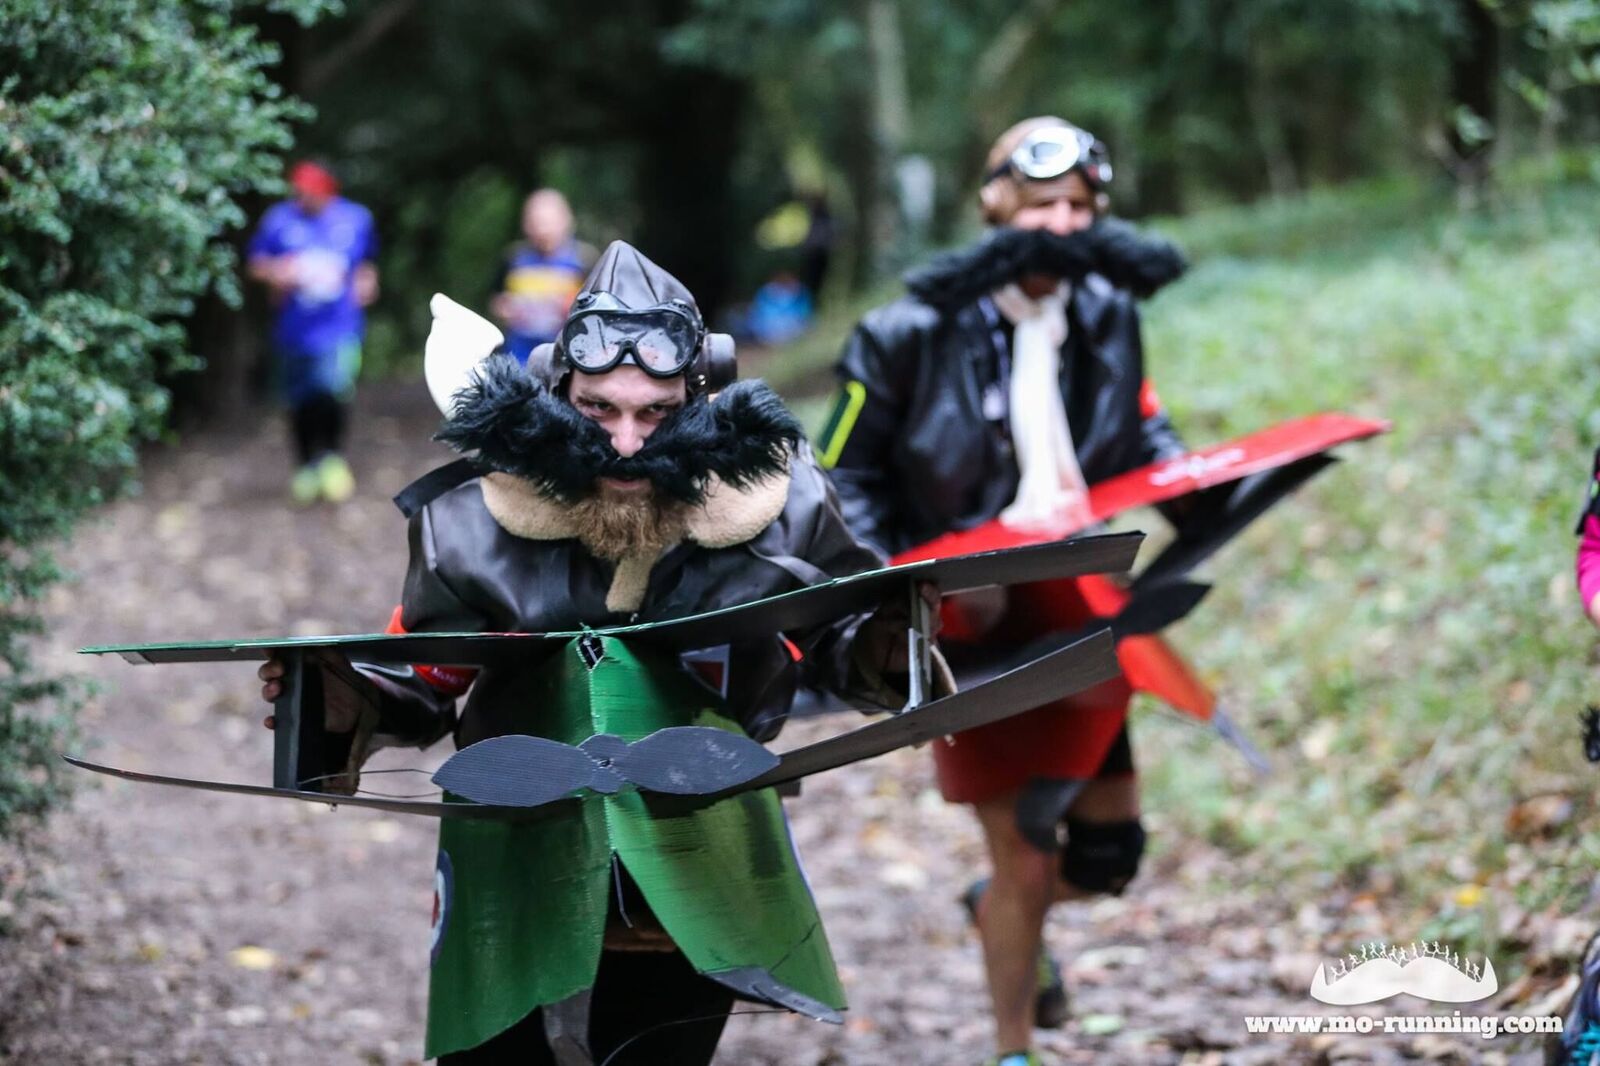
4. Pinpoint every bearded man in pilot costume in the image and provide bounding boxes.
[258,241,918,1065]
